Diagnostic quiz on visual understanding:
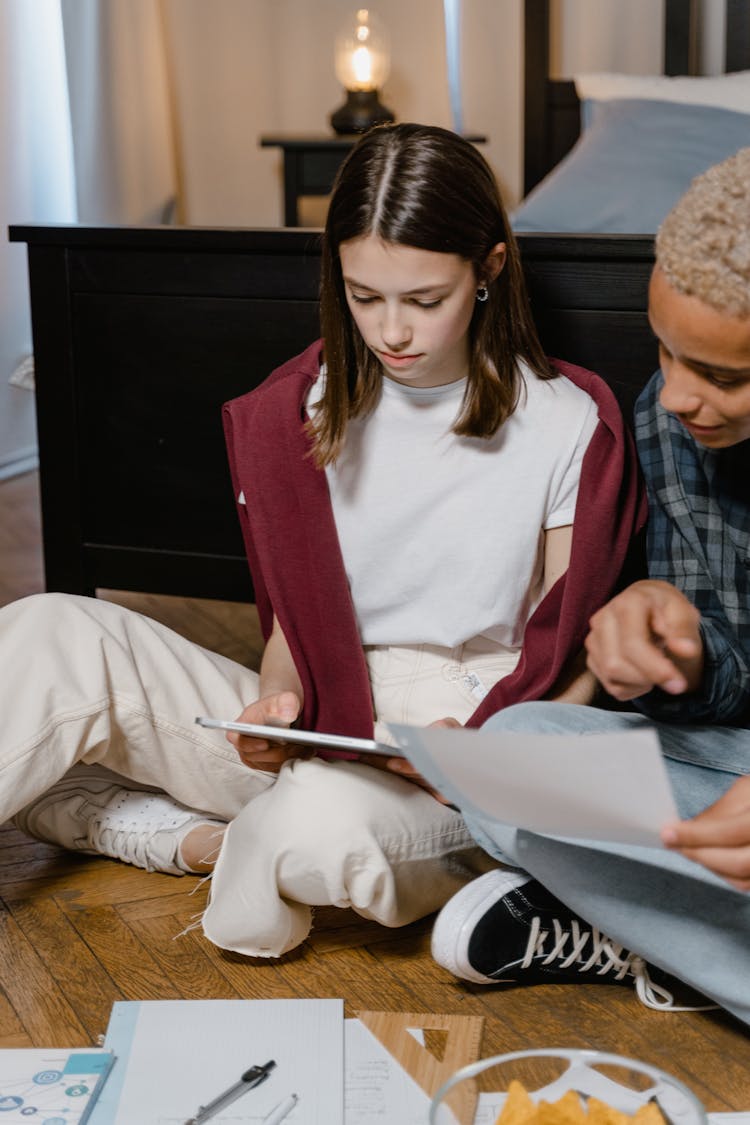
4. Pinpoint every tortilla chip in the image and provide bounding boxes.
[586,1095,632,1125]
[496,1079,539,1125]
[632,1102,667,1125]
[538,1089,587,1125]
[496,1082,667,1125]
